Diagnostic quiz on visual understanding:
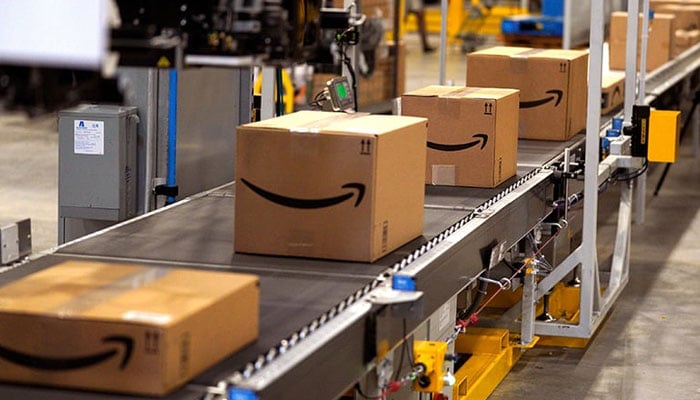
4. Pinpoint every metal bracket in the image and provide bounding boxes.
[368,286,424,306]
[478,276,512,291]
[487,241,508,270]
[473,208,496,219]
[0,219,31,265]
